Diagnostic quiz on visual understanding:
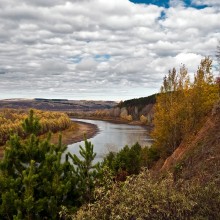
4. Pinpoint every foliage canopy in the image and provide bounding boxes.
[152,57,219,157]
